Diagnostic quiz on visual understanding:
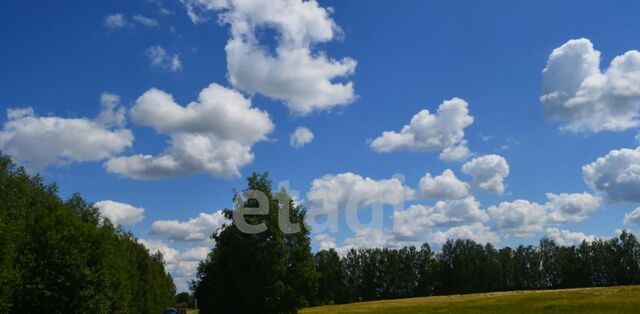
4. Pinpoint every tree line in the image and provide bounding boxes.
[192,172,640,313]
[0,155,176,313]
[314,233,640,305]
